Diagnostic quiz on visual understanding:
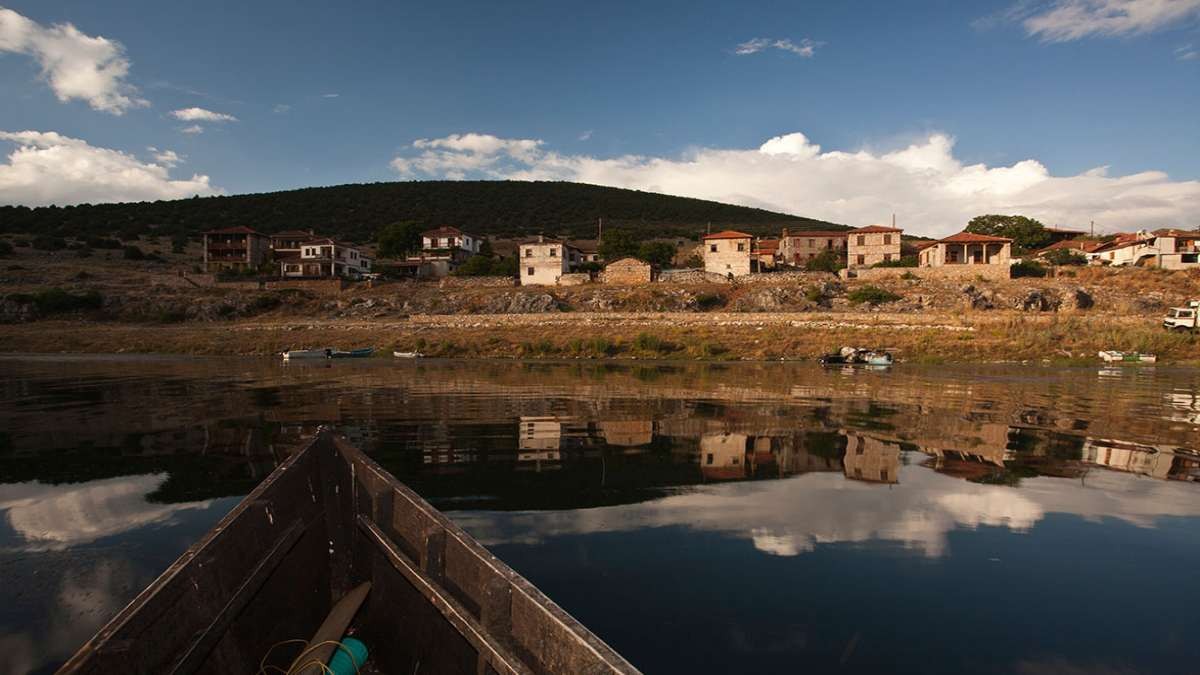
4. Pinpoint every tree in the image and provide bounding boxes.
[478,239,494,257]
[966,214,1050,252]
[1043,249,1087,266]
[636,241,676,268]
[376,221,423,258]
[599,229,638,259]
[804,250,845,273]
